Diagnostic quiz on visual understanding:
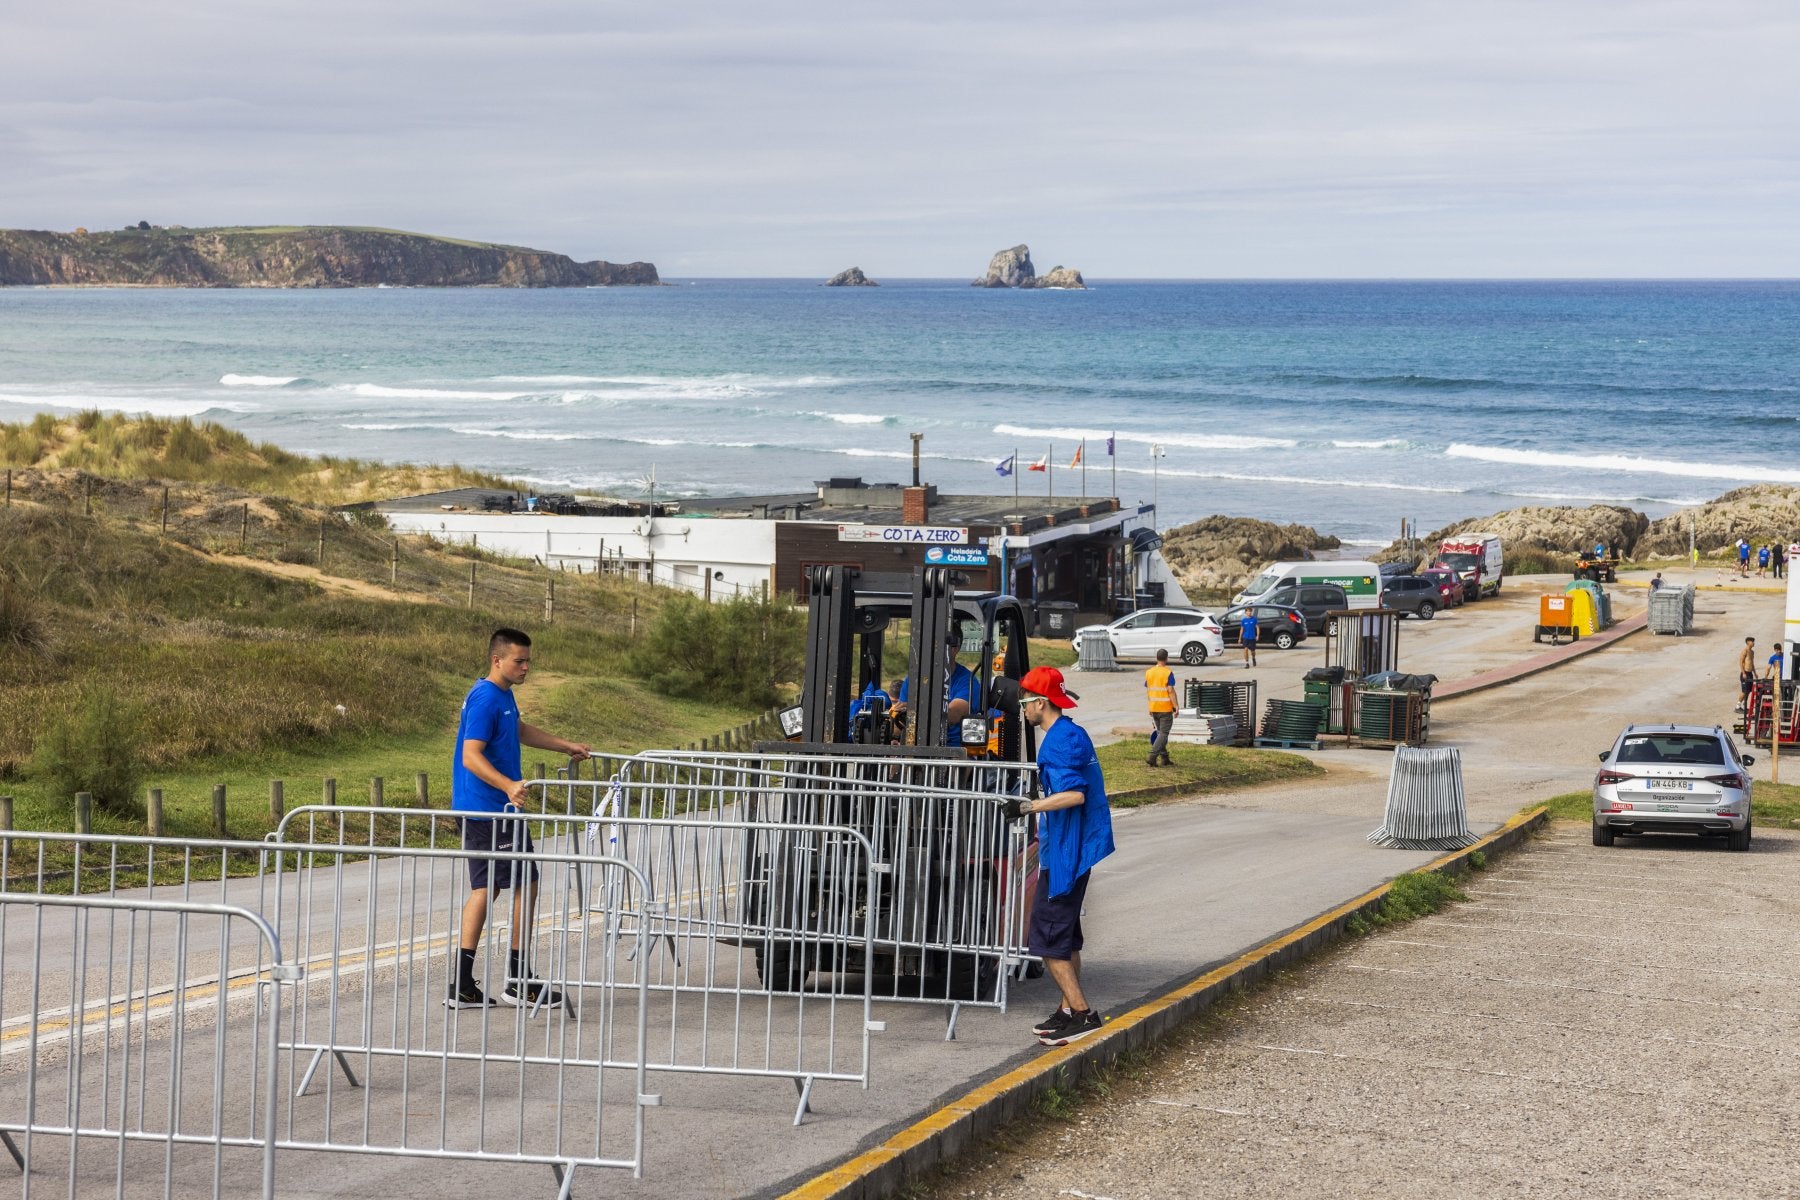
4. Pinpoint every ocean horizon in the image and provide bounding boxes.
[2,278,1796,547]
